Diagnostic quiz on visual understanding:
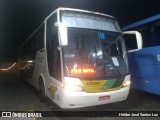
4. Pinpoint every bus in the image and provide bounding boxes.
[123,14,160,95]
[18,7,142,109]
